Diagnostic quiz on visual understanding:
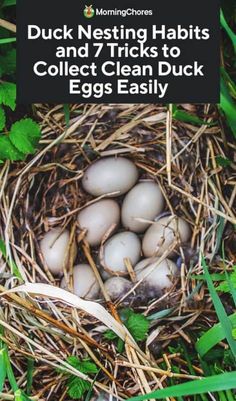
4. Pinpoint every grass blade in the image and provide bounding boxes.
[0,348,7,392]
[173,108,210,126]
[63,104,70,128]
[220,9,236,53]
[127,371,236,401]
[196,313,236,357]
[0,38,16,44]
[0,239,22,279]
[3,0,16,6]
[3,345,18,392]
[220,75,236,138]
[15,389,32,401]
[26,356,34,395]
[201,256,236,360]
